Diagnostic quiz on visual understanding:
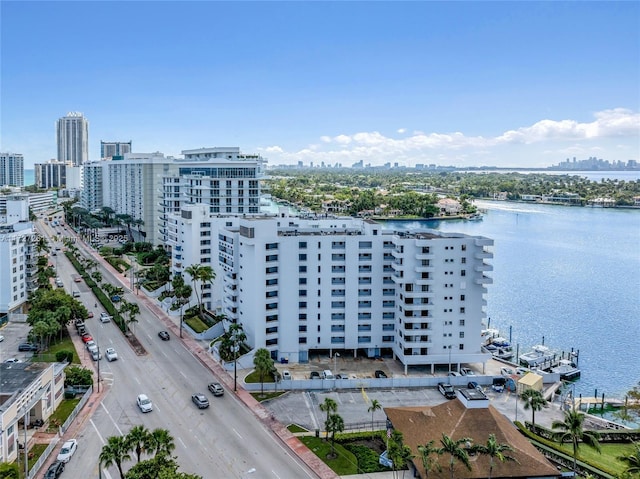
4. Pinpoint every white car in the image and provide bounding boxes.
[4,358,21,363]
[99,312,112,323]
[105,347,118,362]
[85,340,96,350]
[500,367,515,377]
[137,394,153,413]
[0,335,4,342]
[56,438,78,463]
